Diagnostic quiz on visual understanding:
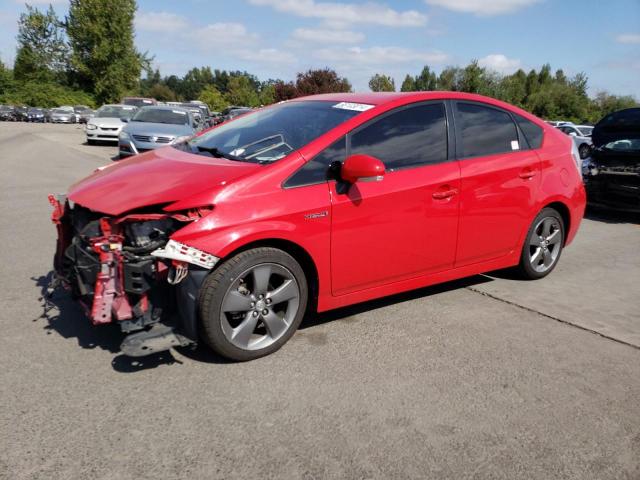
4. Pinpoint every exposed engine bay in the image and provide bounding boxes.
[49,195,216,355]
